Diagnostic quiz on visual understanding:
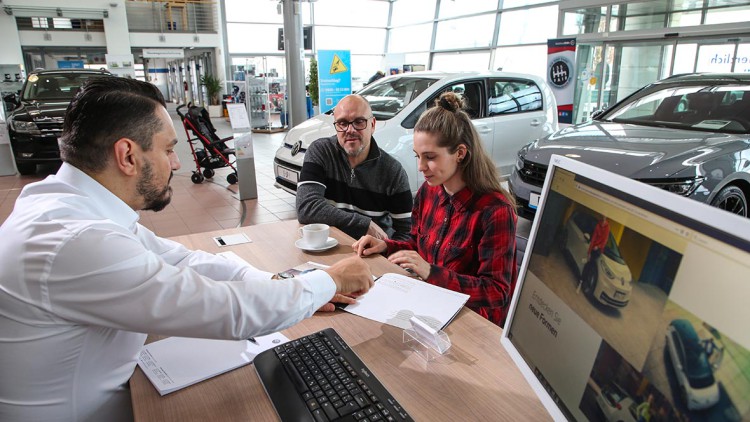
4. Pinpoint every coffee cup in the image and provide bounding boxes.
[299,224,329,248]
